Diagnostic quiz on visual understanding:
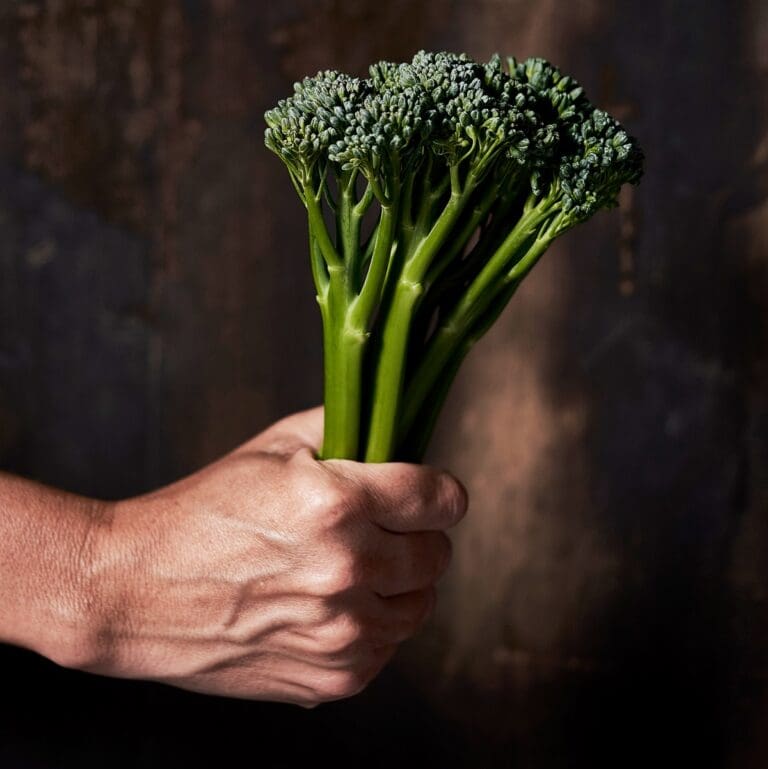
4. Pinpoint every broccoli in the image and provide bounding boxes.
[265,50,644,462]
